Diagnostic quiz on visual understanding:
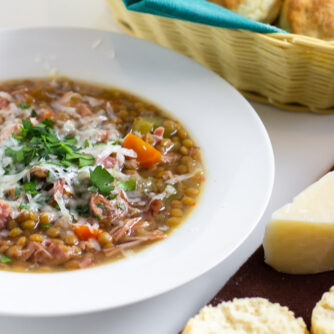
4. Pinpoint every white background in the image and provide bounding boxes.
[1,1,334,333]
